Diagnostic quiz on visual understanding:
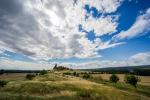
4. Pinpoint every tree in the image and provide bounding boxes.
[39,70,48,75]
[25,74,36,80]
[124,75,139,87]
[110,74,119,83]
[76,73,79,77]
[82,73,90,79]
[0,69,4,75]
[73,72,76,76]
[73,72,79,77]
